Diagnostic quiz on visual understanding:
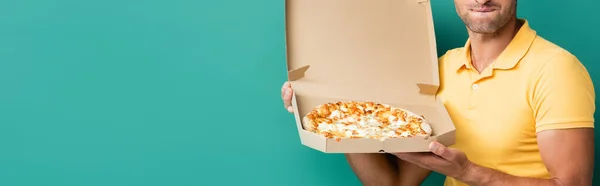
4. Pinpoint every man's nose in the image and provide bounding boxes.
[475,0,492,5]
